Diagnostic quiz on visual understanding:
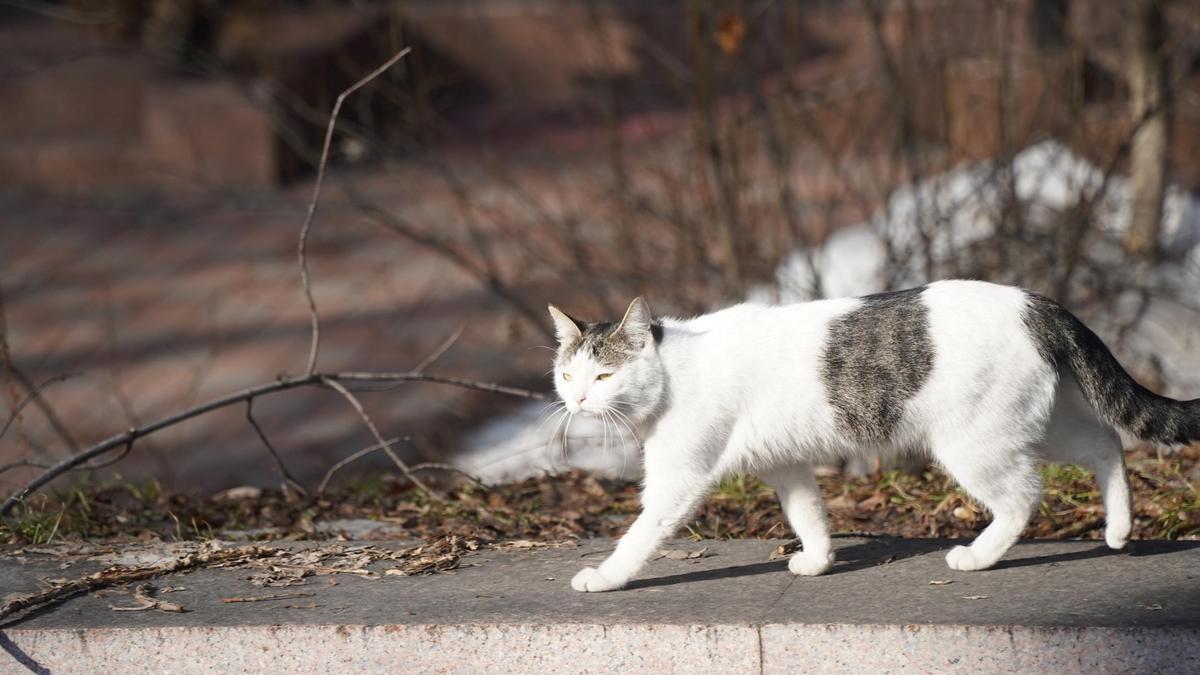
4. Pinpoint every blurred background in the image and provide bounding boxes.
[2,0,1199,496]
